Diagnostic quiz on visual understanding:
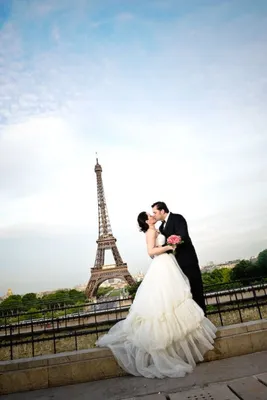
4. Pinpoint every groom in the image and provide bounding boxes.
[152,201,206,314]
